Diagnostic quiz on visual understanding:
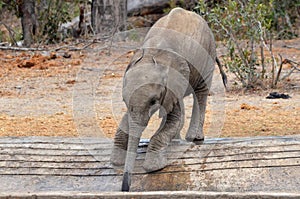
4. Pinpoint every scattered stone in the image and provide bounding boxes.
[17,60,35,68]
[66,80,76,84]
[240,103,259,110]
[49,52,57,59]
[63,52,71,58]
[71,60,81,65]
